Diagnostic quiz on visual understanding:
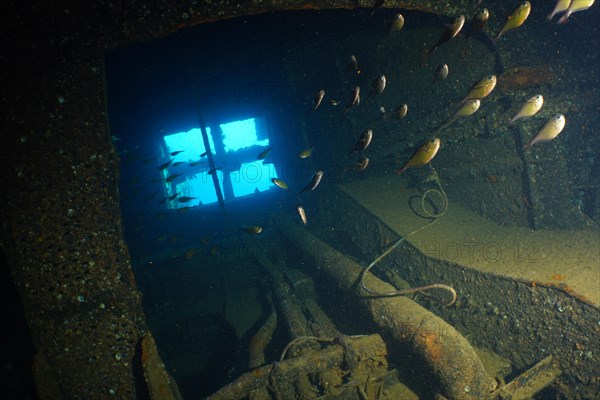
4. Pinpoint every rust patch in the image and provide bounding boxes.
[497,65,560,94]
